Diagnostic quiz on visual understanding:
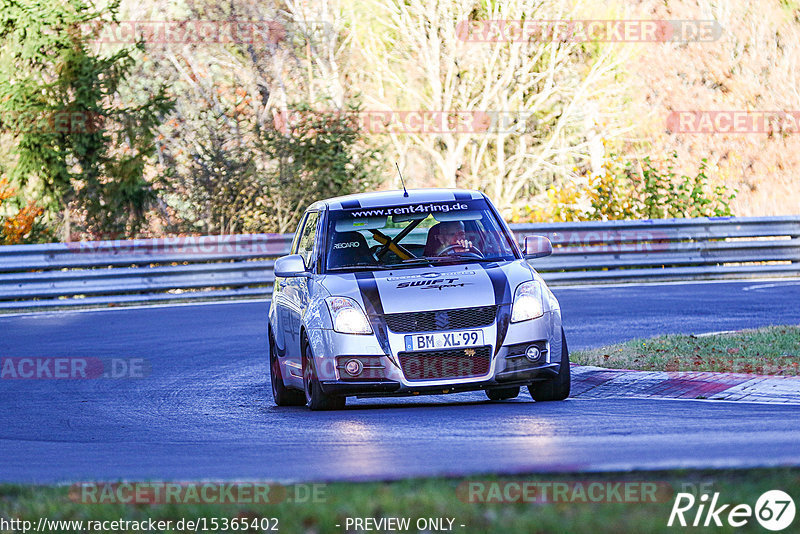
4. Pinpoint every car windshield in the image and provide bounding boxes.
[324,199,518,271]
